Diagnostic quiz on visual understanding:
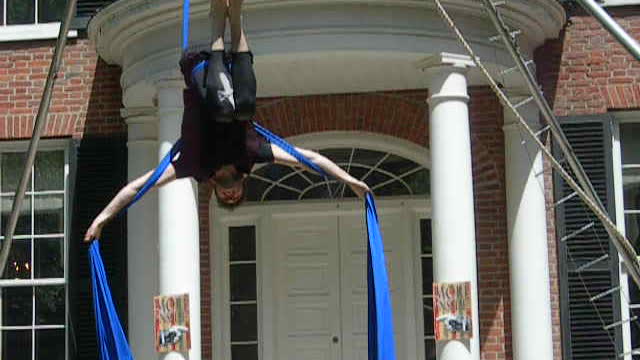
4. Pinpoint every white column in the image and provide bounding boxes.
[124,107,160,360]
[156,80,201,360]
[417,53,480,360]
[503,102,554,360]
